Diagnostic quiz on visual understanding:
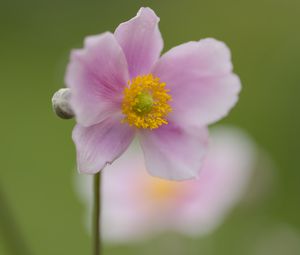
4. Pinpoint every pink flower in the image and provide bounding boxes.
[76,126,256,242]
[66,7,241,180]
